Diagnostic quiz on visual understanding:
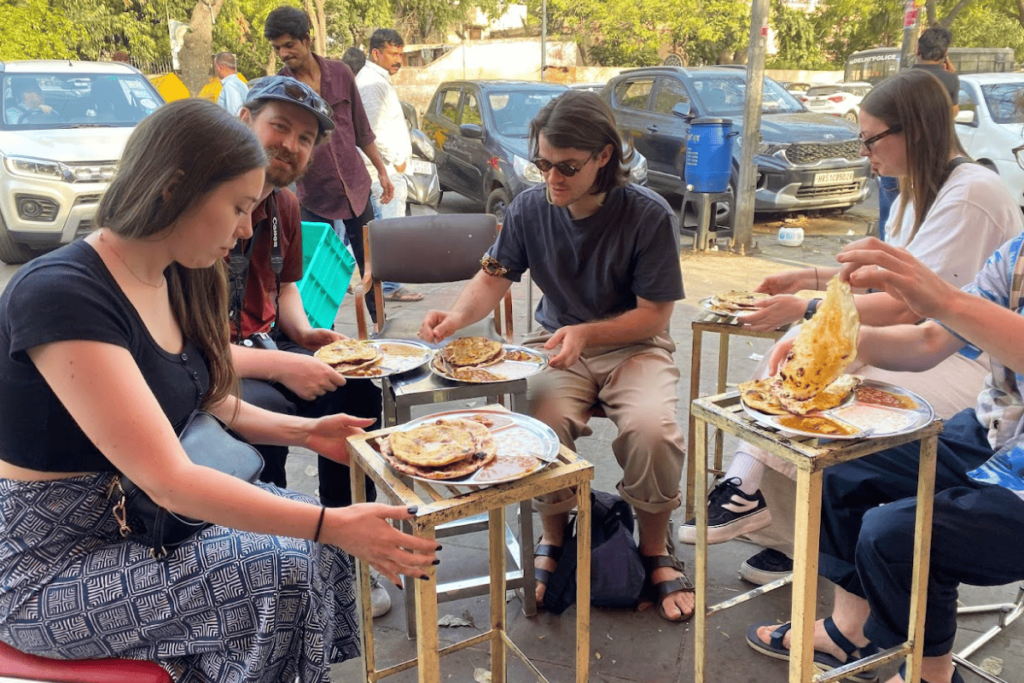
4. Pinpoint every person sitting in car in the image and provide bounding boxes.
[4,77,56,124]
